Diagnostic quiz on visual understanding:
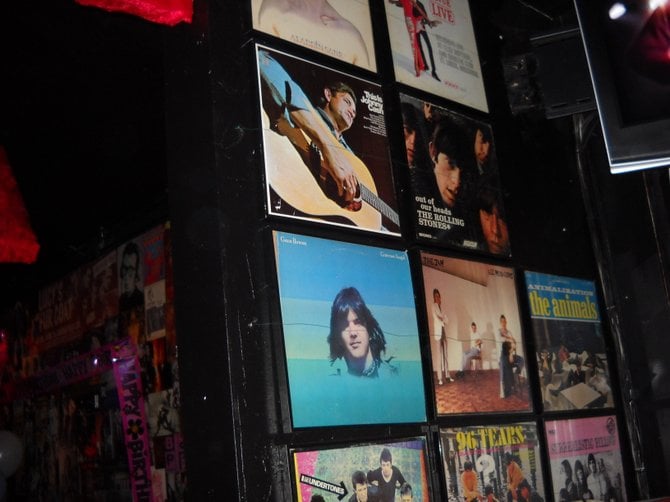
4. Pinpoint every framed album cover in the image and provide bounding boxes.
[545,416,627,502]
[400,93,509,256]
[292,437,431,501]
[524,271,614,412]
[250,0,377,72]
[256,44,400,235]
[420,251,531,415]
[273,231,427,428]
[384,0,488,112]
[440,421,546,502]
